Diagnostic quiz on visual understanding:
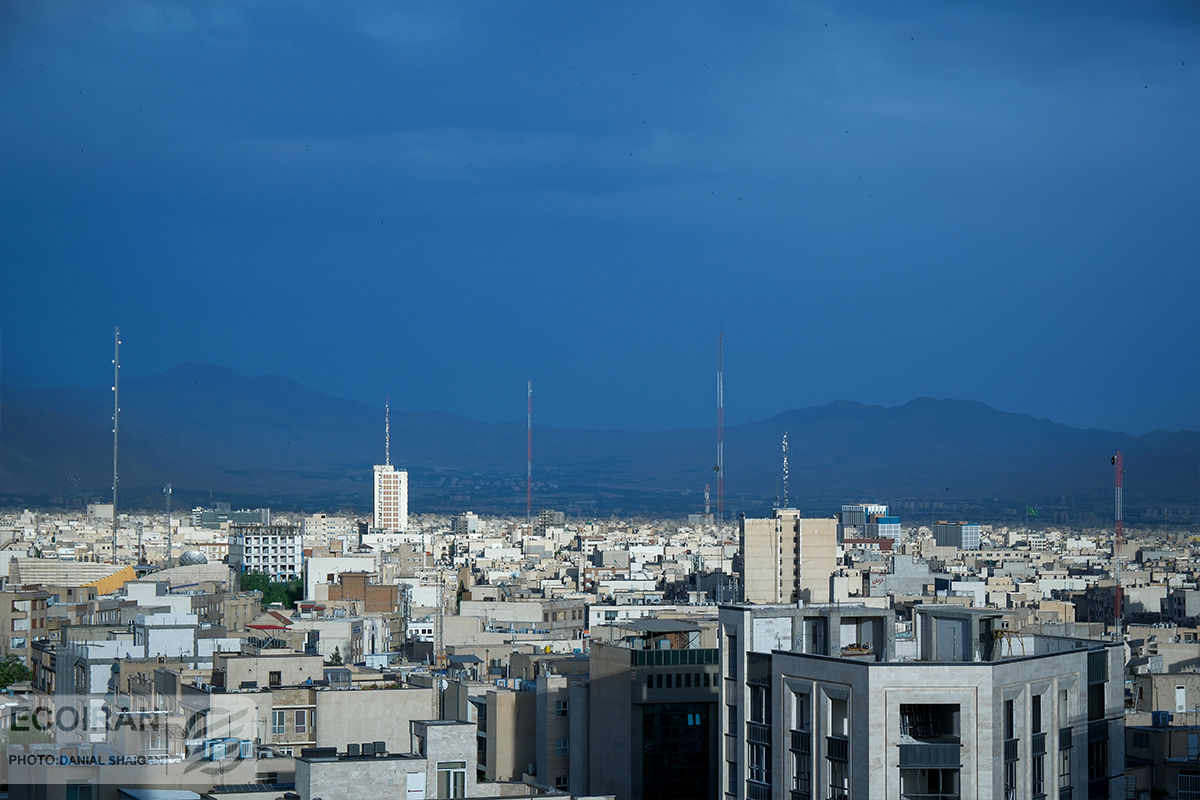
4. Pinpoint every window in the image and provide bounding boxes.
[748,742,769,784]
[1179,774,1200,800]
[268,671,282,687]
[272,710,285,736]
[750,685,770,724]
[555,737,569,756]
[1004,698,1015,740]
[792,731,812,800]
[556,699,568,716]
[1088,739,1108,781]
[295,709,307,735]
[1032,694,1042,734]
[1033,749,1045,797]
[554,776,568,790]
[828,759,848,800]
[437,760,467,798]
[703,673,711,687]
[1059,745,1072,789]
[794,692,810,731]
